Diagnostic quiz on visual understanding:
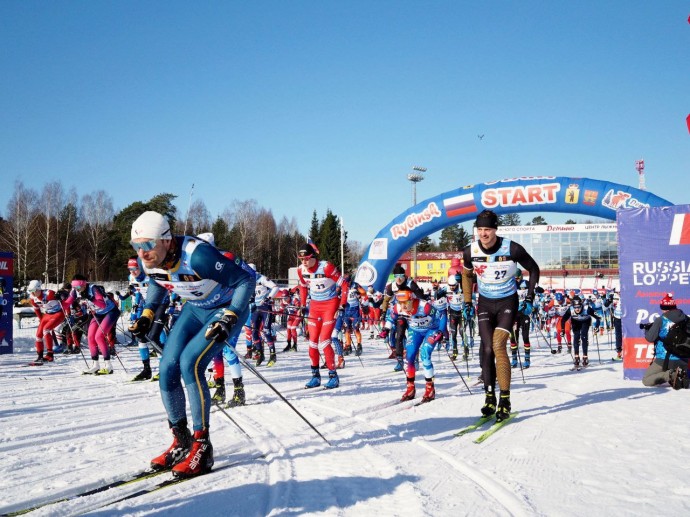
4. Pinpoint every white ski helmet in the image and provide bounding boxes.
[28,280,43,292]
[447,275,458,286]
[196,232,215,246]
